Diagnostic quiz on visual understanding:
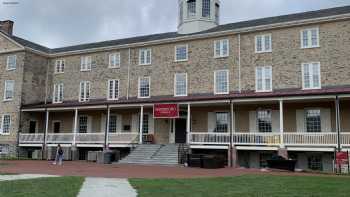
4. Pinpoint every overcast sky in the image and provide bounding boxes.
[1,0,349,48]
